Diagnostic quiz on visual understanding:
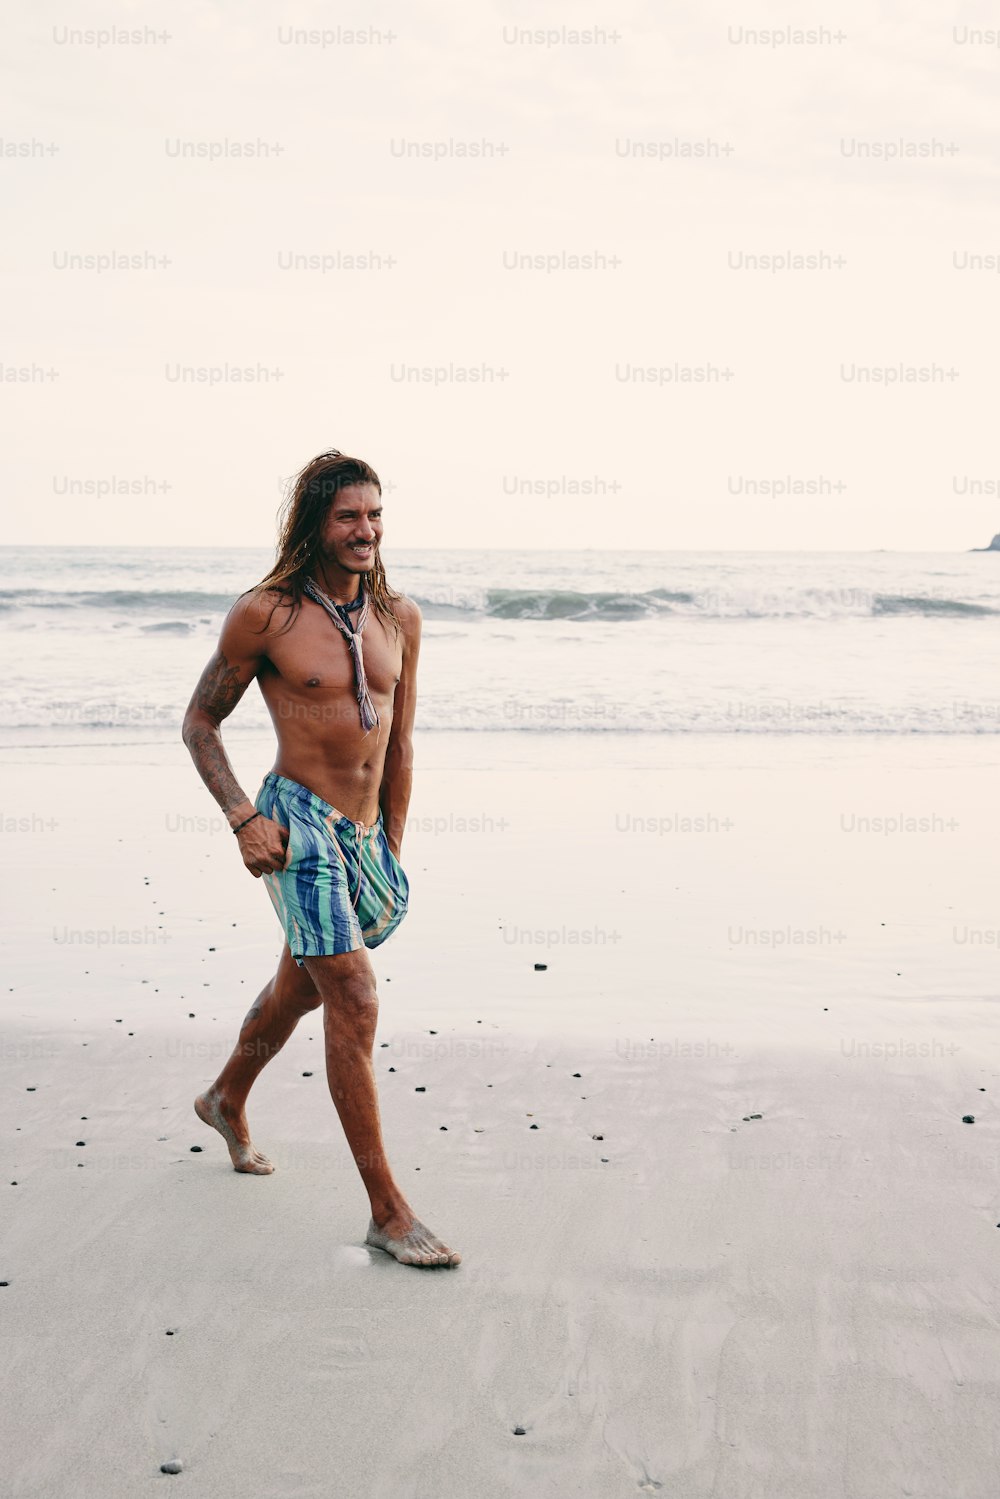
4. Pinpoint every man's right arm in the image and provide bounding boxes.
[181,592,287,876]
